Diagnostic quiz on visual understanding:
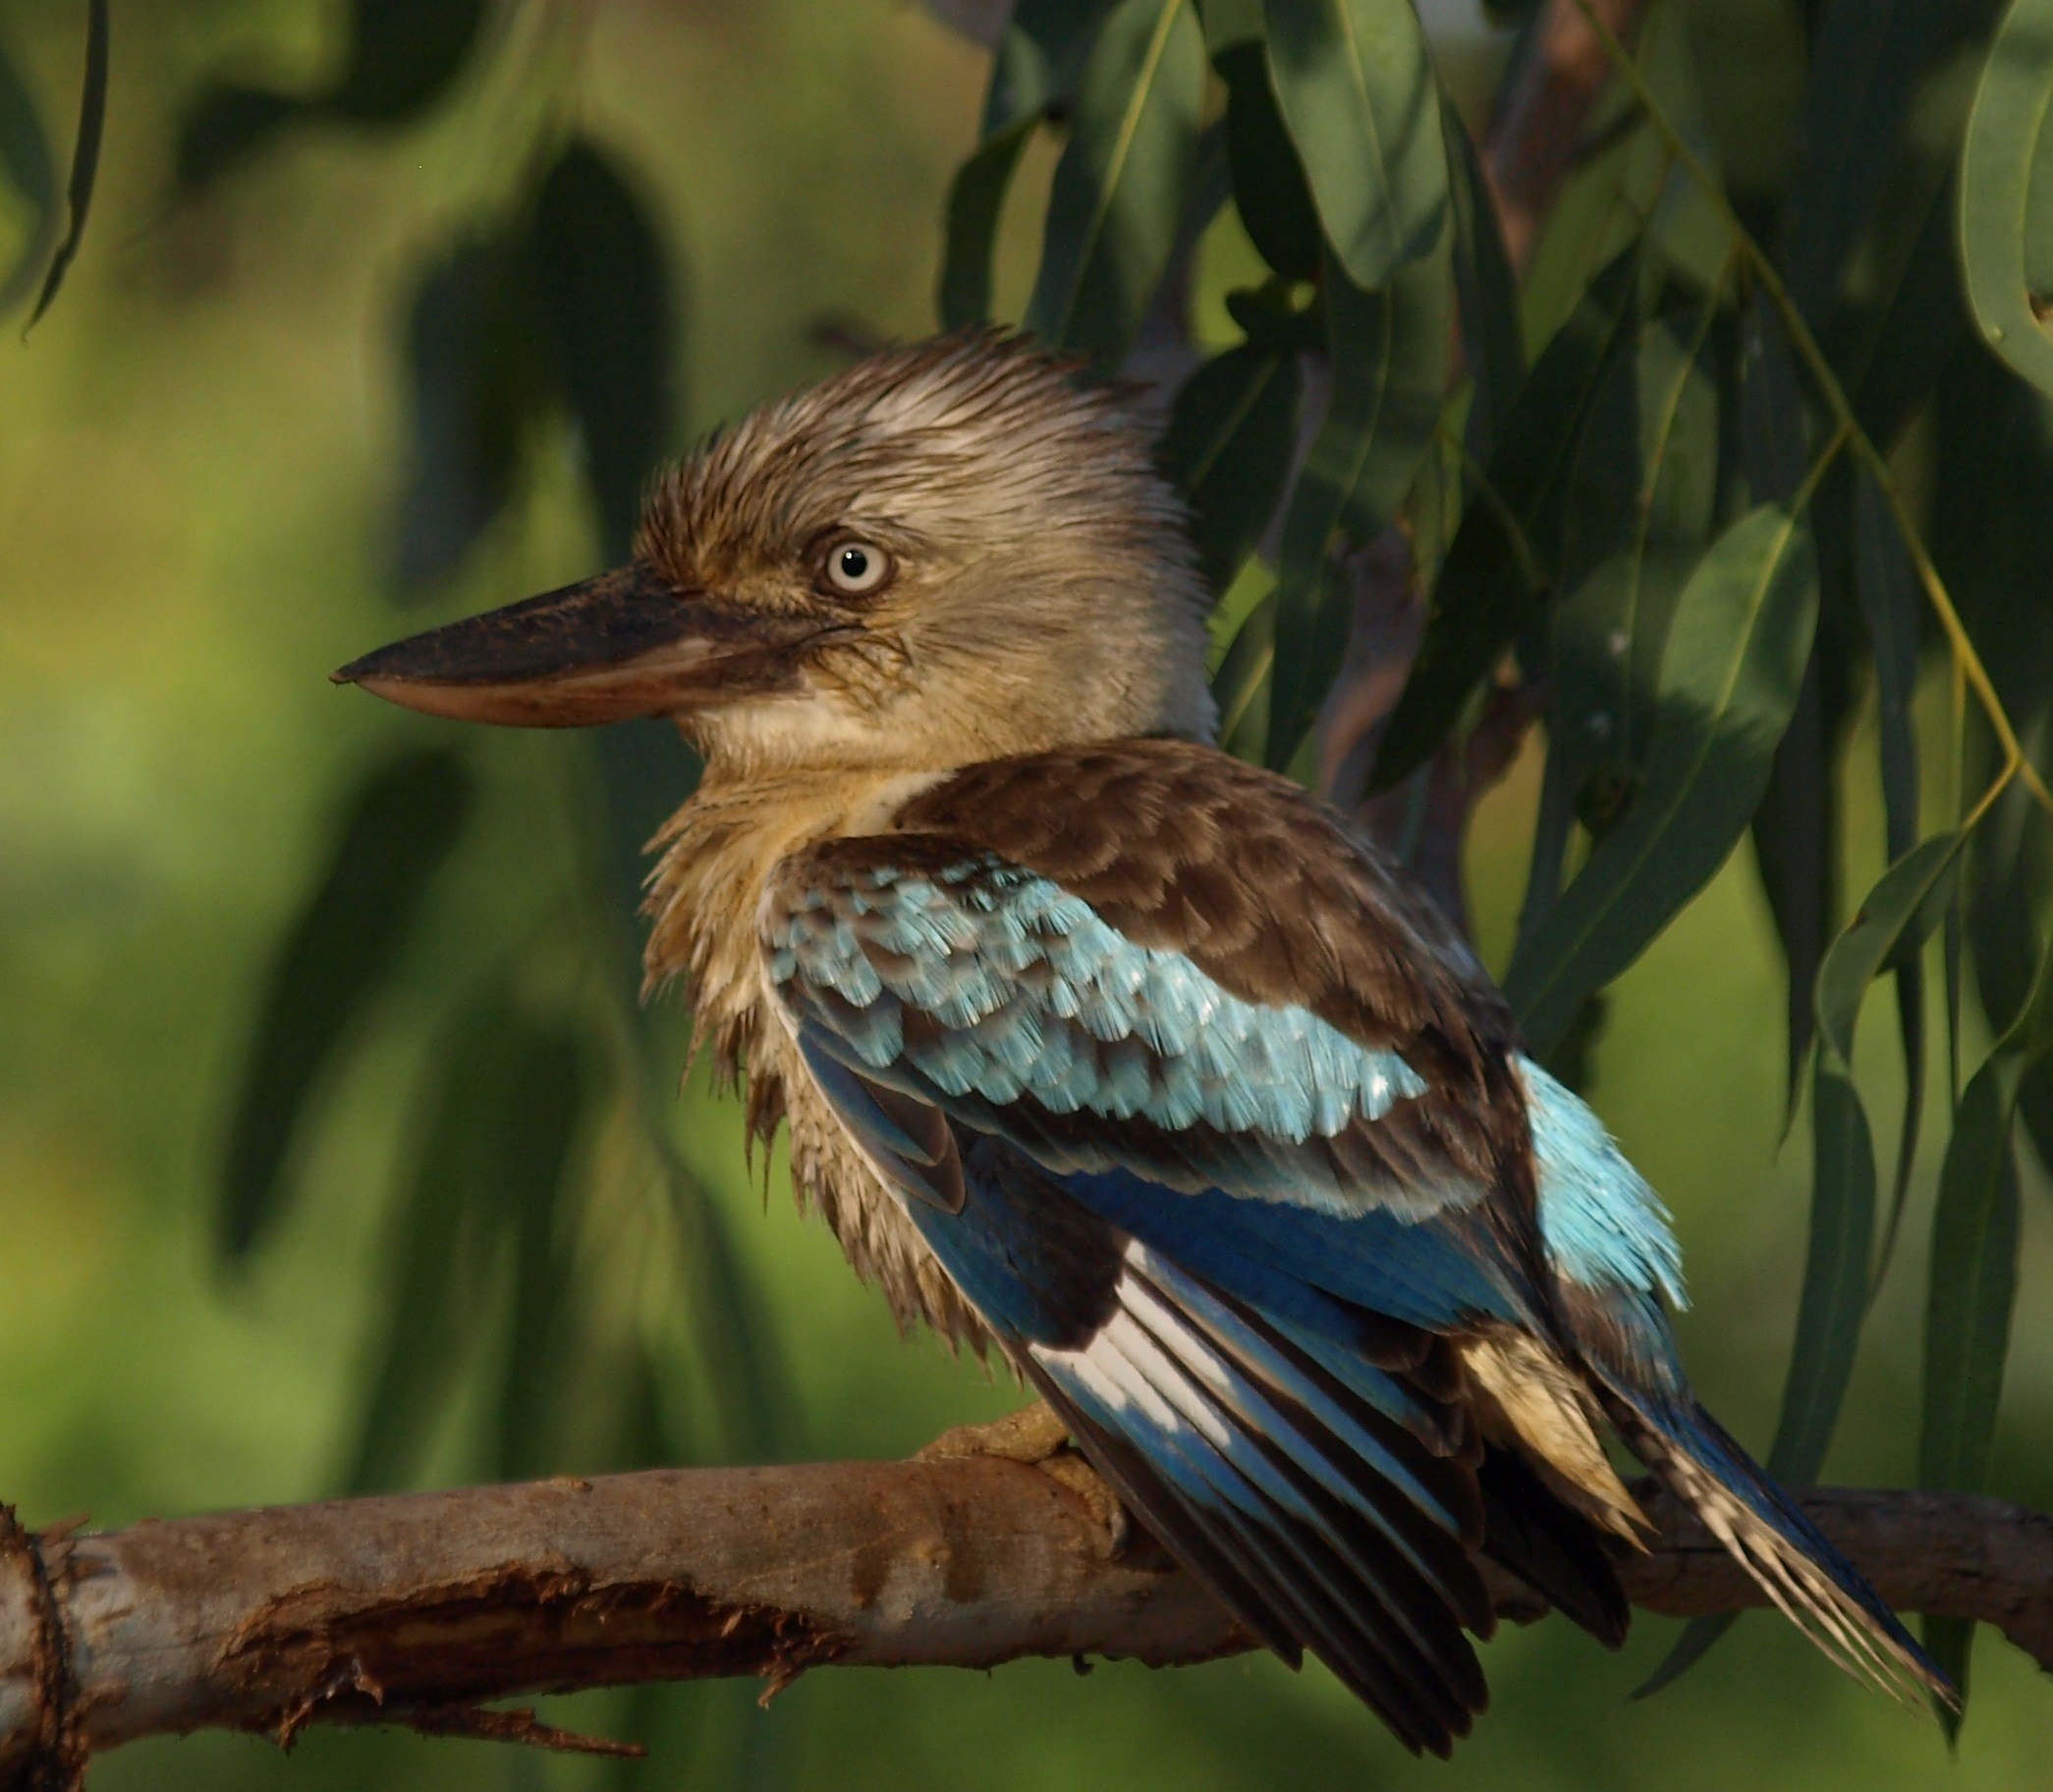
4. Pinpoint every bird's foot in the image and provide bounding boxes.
[917,1400,1131,1555]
